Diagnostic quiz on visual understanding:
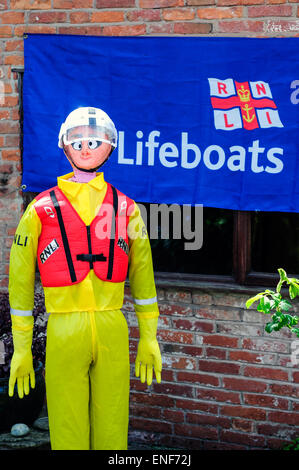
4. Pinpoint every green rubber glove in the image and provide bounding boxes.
[9,315,35,399]
[135,316,162,386]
